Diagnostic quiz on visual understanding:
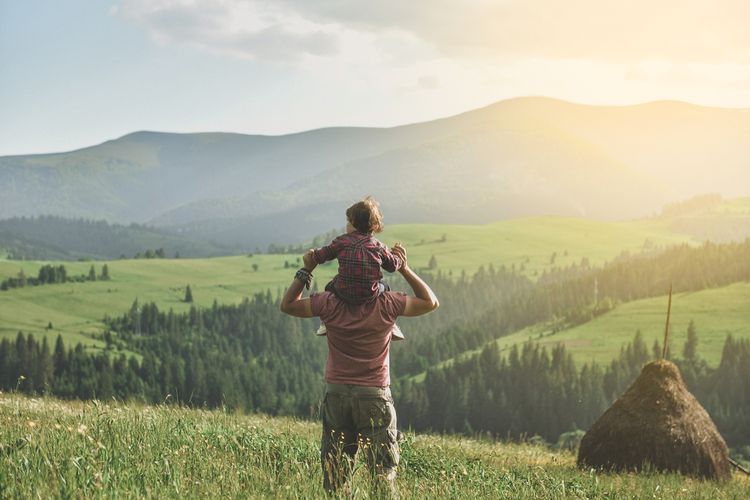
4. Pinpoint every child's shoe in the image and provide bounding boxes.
[315,322,327,336]
[391,323,405,341]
